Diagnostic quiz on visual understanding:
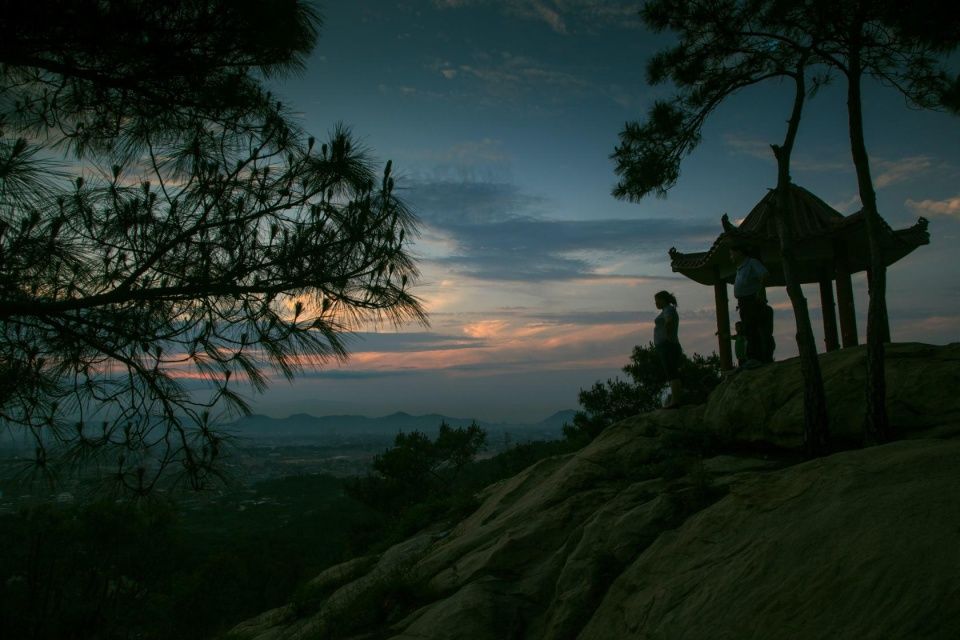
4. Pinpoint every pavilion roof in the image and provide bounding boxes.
[669,184,930,286]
